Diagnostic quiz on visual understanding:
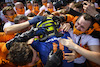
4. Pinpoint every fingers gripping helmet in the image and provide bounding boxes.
[36,17,63,41]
